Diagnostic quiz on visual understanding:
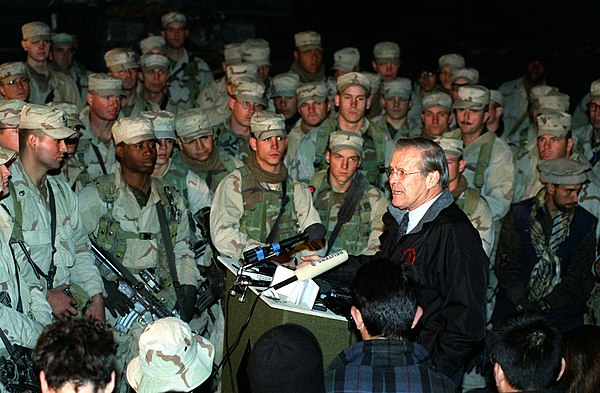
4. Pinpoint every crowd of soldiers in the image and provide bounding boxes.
[0,8,598,393]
